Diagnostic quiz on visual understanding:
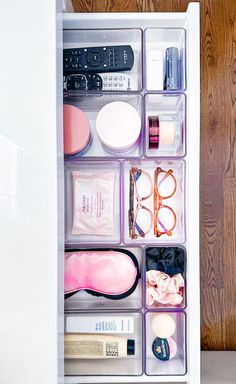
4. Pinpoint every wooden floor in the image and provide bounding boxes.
[71,0,236,350]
